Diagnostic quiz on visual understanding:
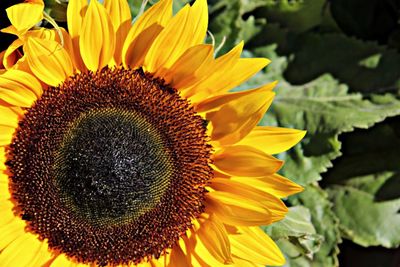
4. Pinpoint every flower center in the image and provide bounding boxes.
[6,67,213,265]
[54,108,173,225]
